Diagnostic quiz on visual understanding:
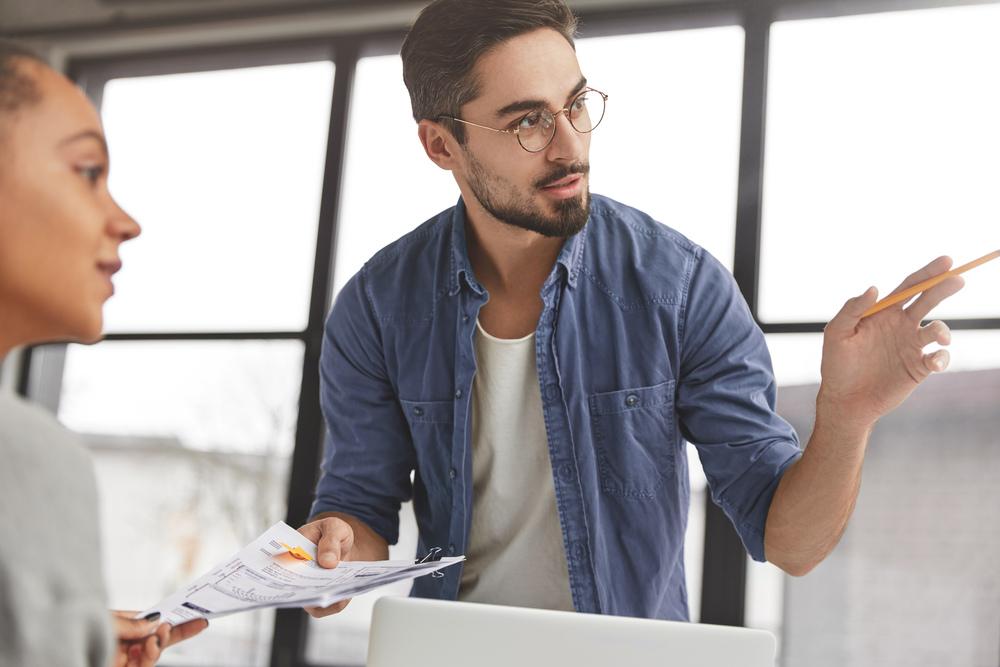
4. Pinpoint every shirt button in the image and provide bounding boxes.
[413,406,424,417]
[454,389,463,399]
[449,468,457,480]
[462,315,470,323]
[558,463,573,481]
[448,544,456,555]
[572,542,586,559]
[625,394,639,408]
